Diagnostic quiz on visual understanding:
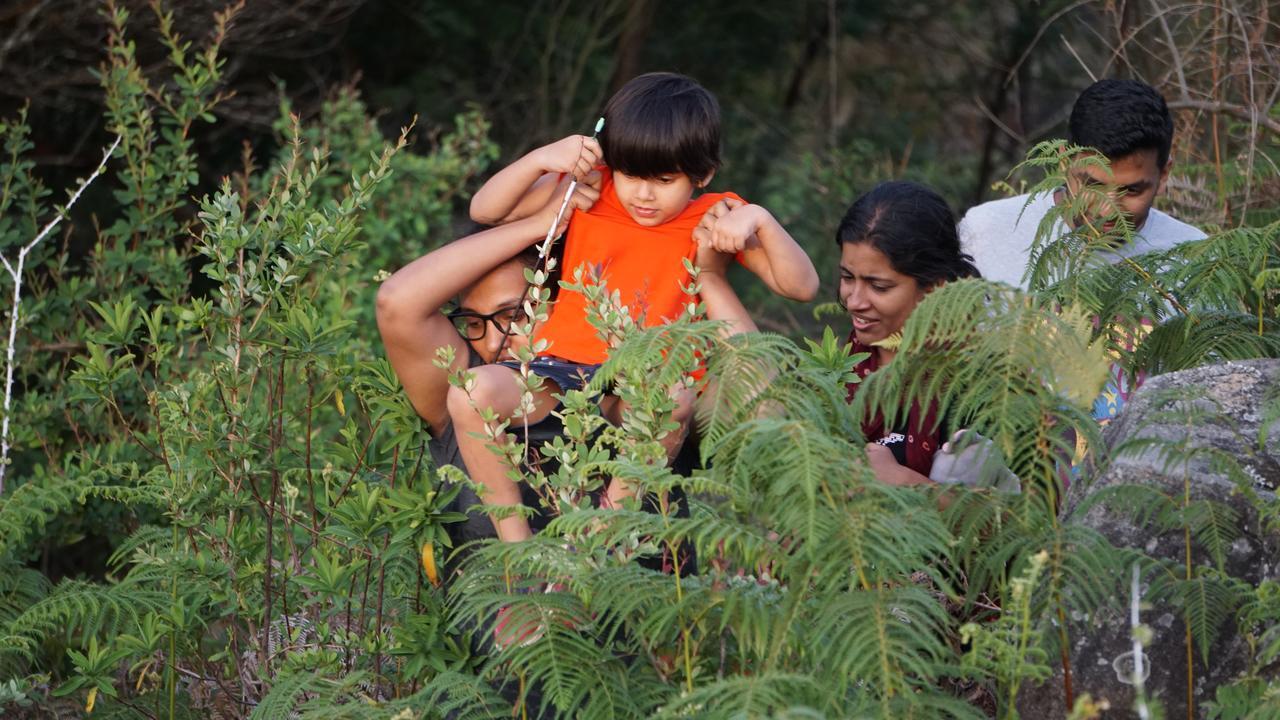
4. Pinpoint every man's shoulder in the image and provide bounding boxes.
[960,192,1052,230]
[1138,207,1208,247]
